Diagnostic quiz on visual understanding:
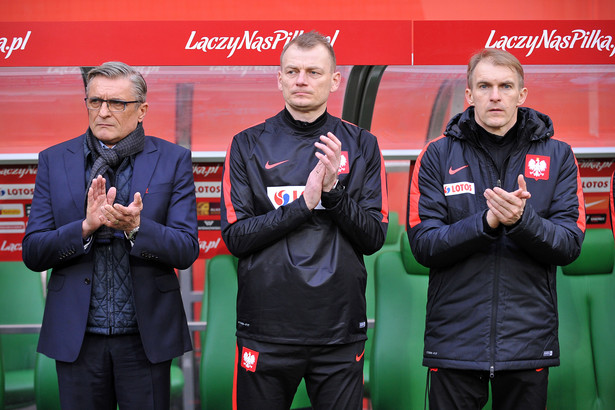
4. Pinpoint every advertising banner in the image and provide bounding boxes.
[0,20,413,66]
[414,20,615,65]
